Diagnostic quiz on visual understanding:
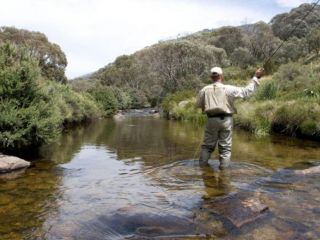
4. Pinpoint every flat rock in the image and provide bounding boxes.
[0,155,30,173]
[294,165,320,175]
[203,192,269,228]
